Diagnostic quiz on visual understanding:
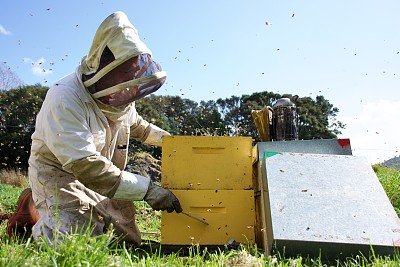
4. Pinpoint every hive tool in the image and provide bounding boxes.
[181,211,209,225]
